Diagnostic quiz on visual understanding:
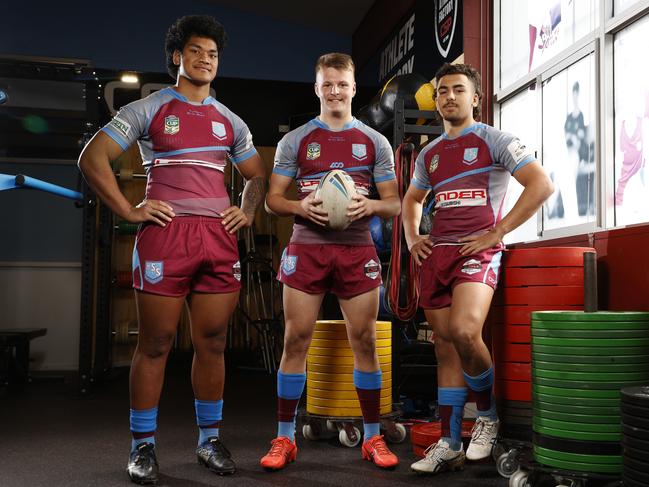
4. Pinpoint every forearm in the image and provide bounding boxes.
[402,195,424,250]
[494,180,553,238]
[265,193,303,218]
[240,176,267,218]
[370,195,401,219]
[78,154,133,219]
